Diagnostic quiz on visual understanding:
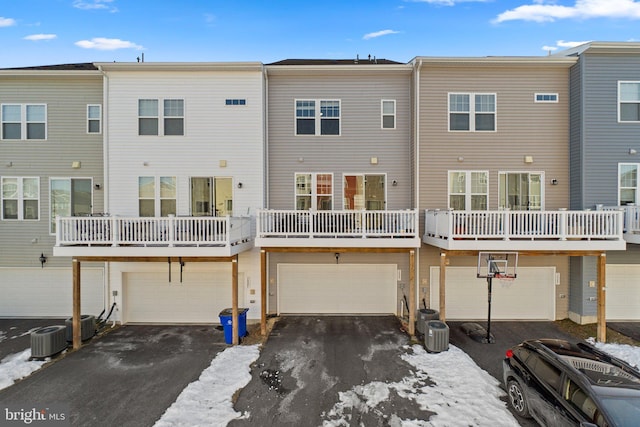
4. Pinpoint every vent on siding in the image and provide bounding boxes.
[30,326,67,359]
